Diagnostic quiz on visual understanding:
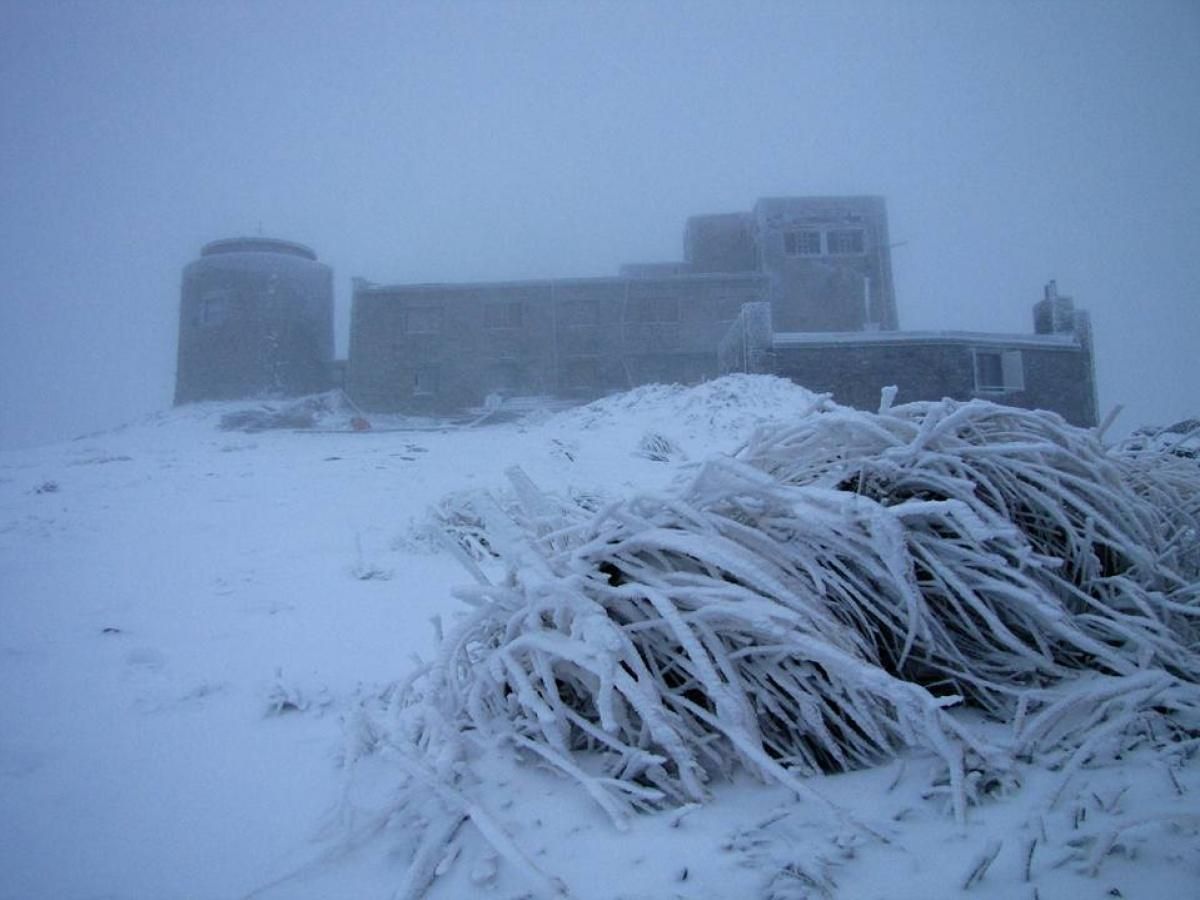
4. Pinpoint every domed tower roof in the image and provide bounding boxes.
[199,237,318,261]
